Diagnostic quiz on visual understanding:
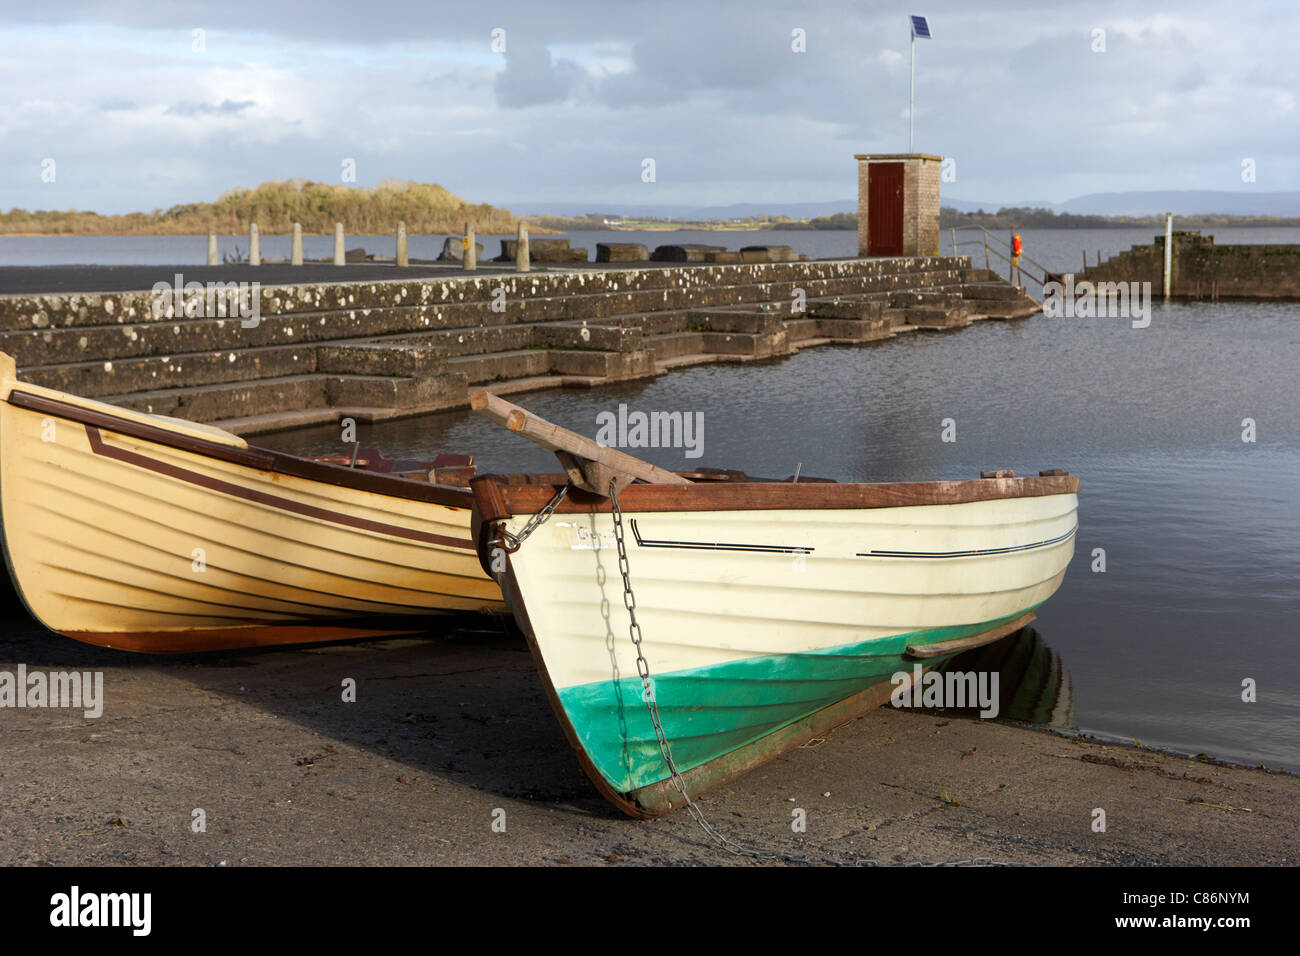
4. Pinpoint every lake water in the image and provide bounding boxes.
[4,227,1298,280]
[5,227,1296,771]
[256,300,1300,773]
